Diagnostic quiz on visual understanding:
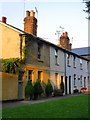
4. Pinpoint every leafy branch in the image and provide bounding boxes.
[1,58,23,74]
